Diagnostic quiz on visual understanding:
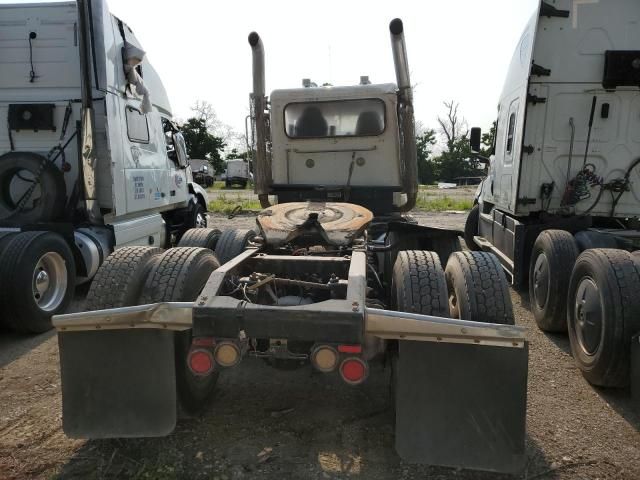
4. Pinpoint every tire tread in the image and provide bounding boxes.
[393,250,448,317]
[86,246,163,310]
